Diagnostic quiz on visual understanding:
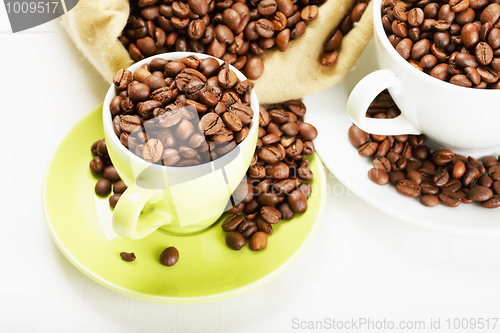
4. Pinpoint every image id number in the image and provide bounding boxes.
[446,318,498,330]
[5,1,59,14]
